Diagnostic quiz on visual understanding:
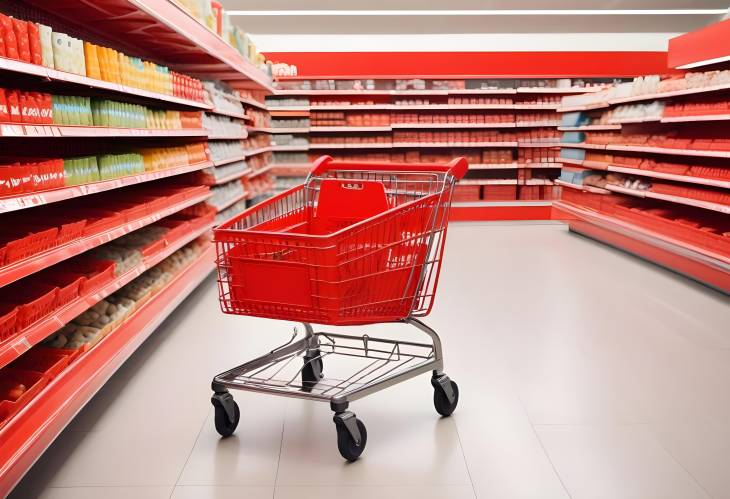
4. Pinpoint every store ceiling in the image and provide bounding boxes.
[223,0,728,35]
